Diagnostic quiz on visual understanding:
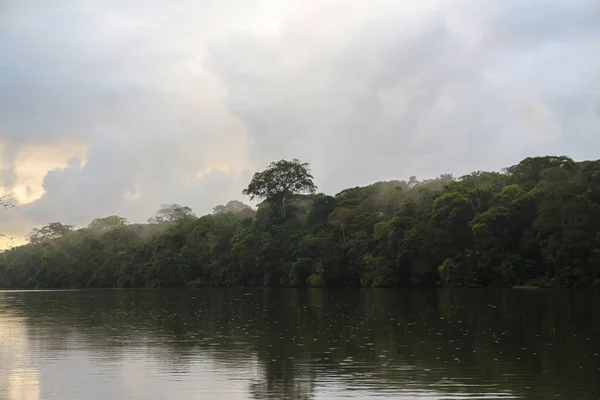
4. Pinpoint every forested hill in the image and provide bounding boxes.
[1,155,600,289]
